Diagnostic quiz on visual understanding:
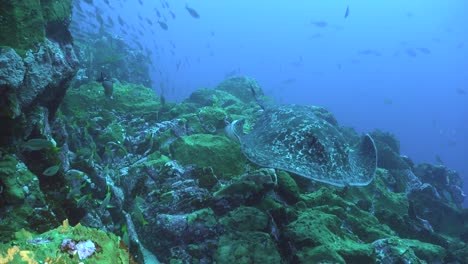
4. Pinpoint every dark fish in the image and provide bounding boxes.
[416,47,431,54]
[456,88,466,95]
[358,49,382,56]
[75,12,86,19]
[145,18,153,25]
[74,1,83,12]
[176,60,181,71]
[405,48,417,57]
[281,78,296,84]
[311,20,328,28]
[344,5,350,18]
[102,81,113,98]
[248,83,265,110]
[158,20,168,30]
[138,0,143,5]
[308,33,323,39]
[118,15,125,26]
[185,4,200,18]
[383,98,393,105]
[97,72,113,99]
[83,0,93,4]
[447,139,457,147]
[290,56,303,67]
[224,68,240,79]
[134,41,143,50]
[106,16,114,27]
[95,10,104,26]
[155,8,161,18]
[435,154,444,165]
[170,11,176,19]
